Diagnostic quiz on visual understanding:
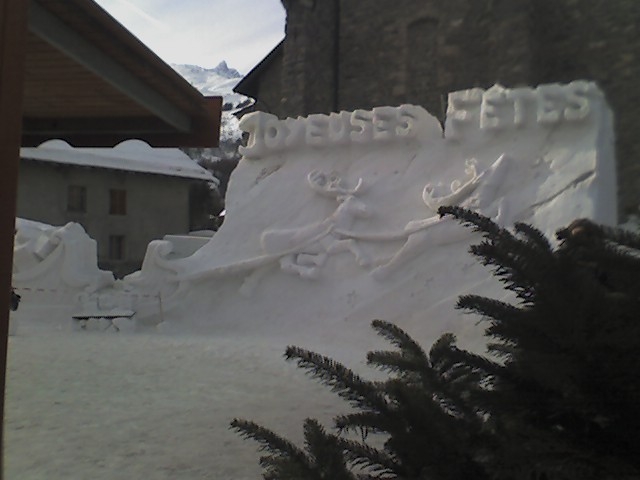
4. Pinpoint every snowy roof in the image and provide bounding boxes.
[20,140,217,183]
